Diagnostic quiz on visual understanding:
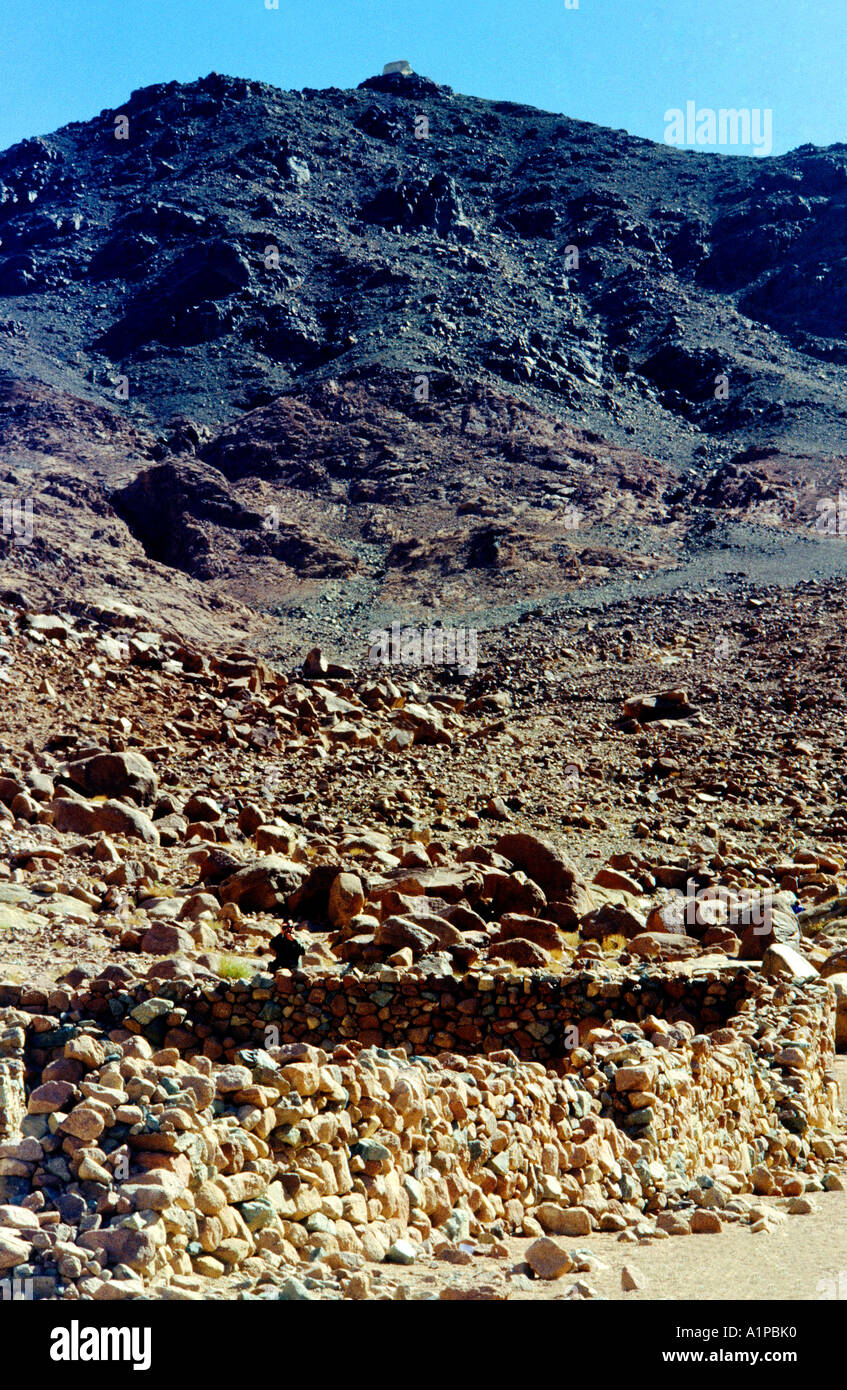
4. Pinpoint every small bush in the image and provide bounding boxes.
[215,955,253,981]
